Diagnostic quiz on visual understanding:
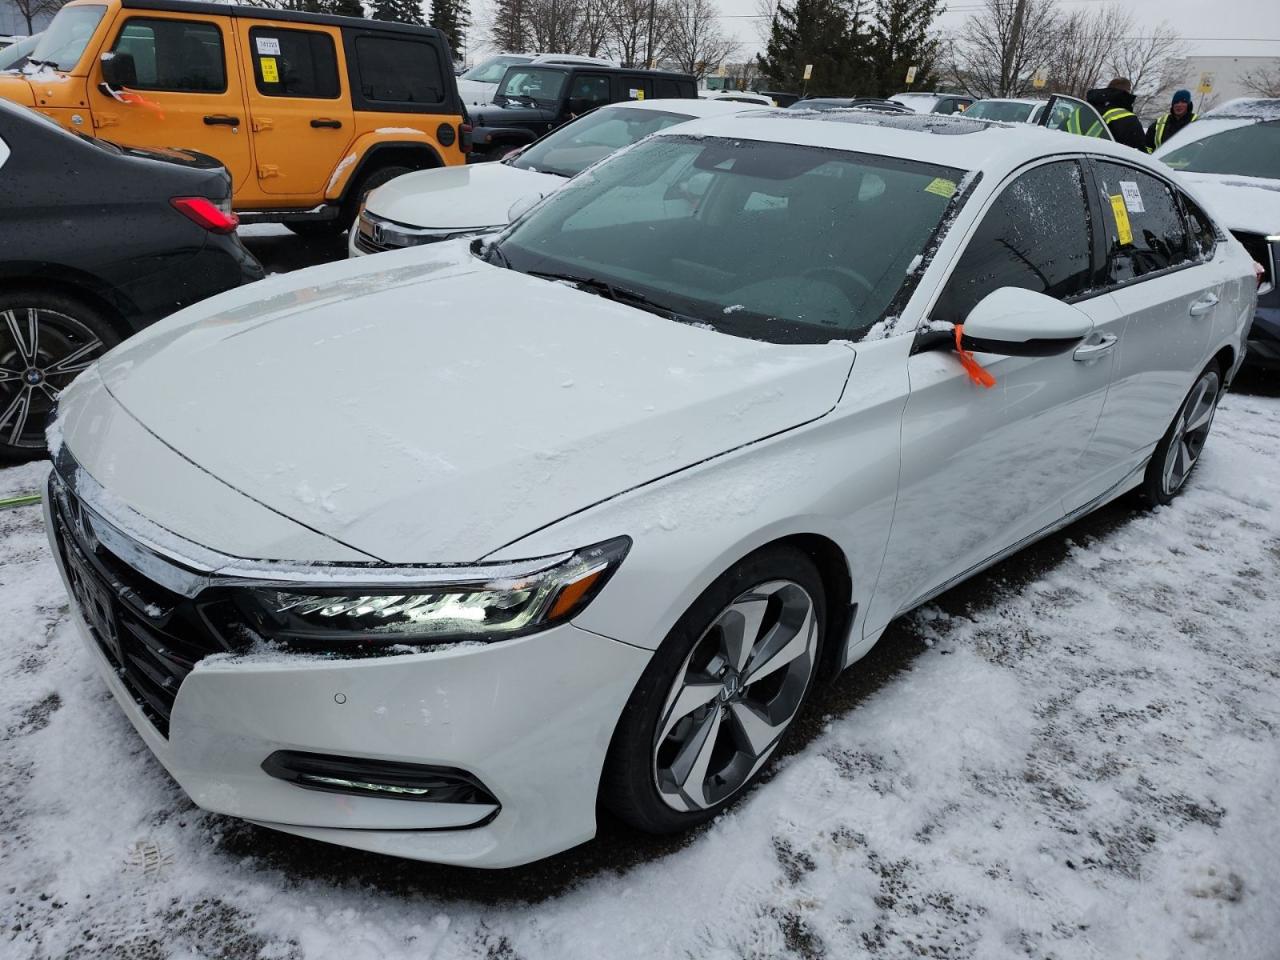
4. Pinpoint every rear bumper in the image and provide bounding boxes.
[45,493,650,867]
[1245,304,1280,369]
